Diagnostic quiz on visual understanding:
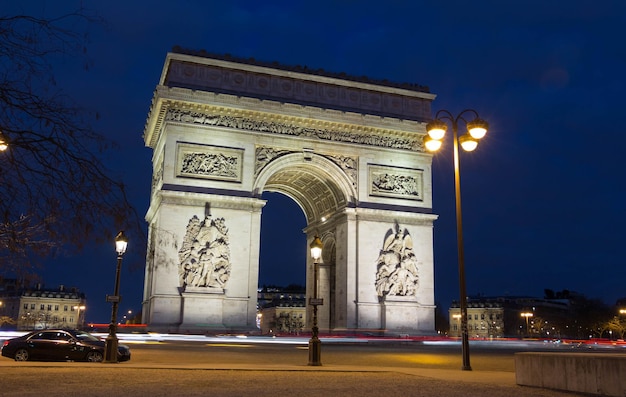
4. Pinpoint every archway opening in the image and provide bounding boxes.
[259,191,307,289]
